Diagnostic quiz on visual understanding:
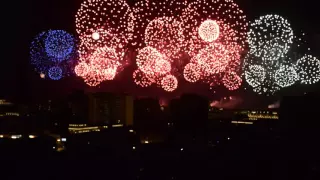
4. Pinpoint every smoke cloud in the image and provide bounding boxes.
[210,96,243,109]
[268,100,280,109]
